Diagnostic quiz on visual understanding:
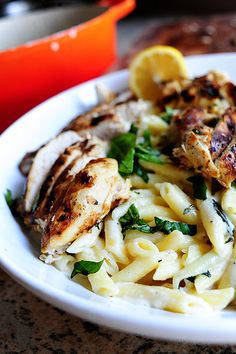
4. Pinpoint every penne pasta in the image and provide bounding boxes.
[117,283,212,314]
[157,230,196,252]
[197,195,233,255]
[160,183,199,224]
[88,267,119,296]
[104,216,129,265]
